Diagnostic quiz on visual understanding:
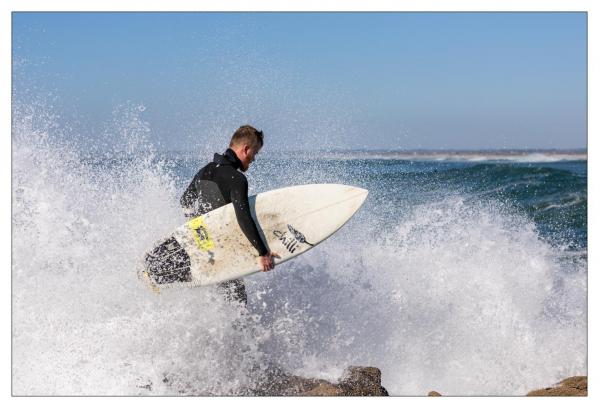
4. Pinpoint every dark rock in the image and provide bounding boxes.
[250,365,388,396]
[428,391,442,396]
[301,383,345,396]
[527,376,587,396]
[337,366,388,396]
